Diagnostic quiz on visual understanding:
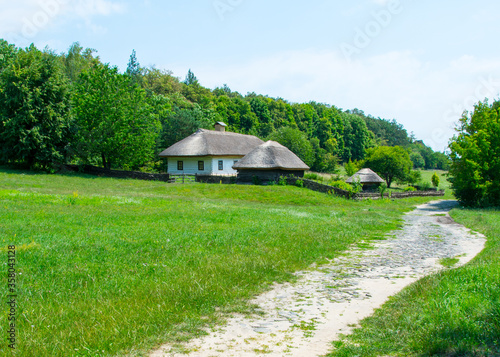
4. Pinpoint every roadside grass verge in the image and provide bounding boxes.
[0,167,438,356]
[327,208,500,357]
